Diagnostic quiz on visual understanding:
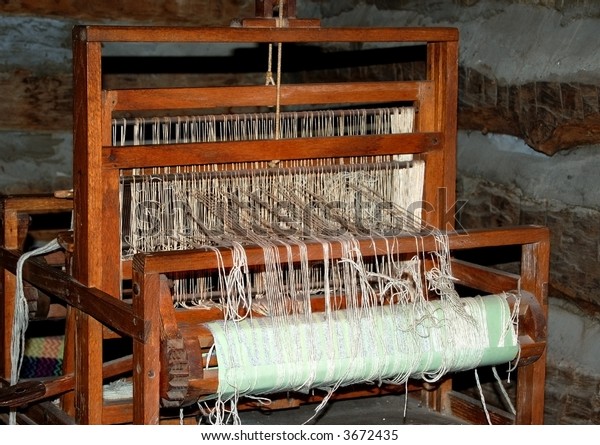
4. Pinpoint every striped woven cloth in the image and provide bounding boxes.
[20,335,64,378]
